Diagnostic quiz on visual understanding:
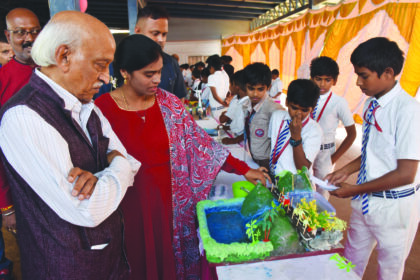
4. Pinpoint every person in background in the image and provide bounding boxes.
[95,34,270,280]
[195,61,205,71]
[221,55,232,65]
[310,56,356,200]
[243,63,284,170]
[0,35,13,67]
[191,68,201,92]
[268,79,322,176]
[0,8,40,105]
[0,11,140,279]
[135,5,187,100]
[198,67,211,112]
[268,69,283,103]
[220,70,250,145]
[326,37,420,280]
[206,54,230,120]
[0,8,41,279]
